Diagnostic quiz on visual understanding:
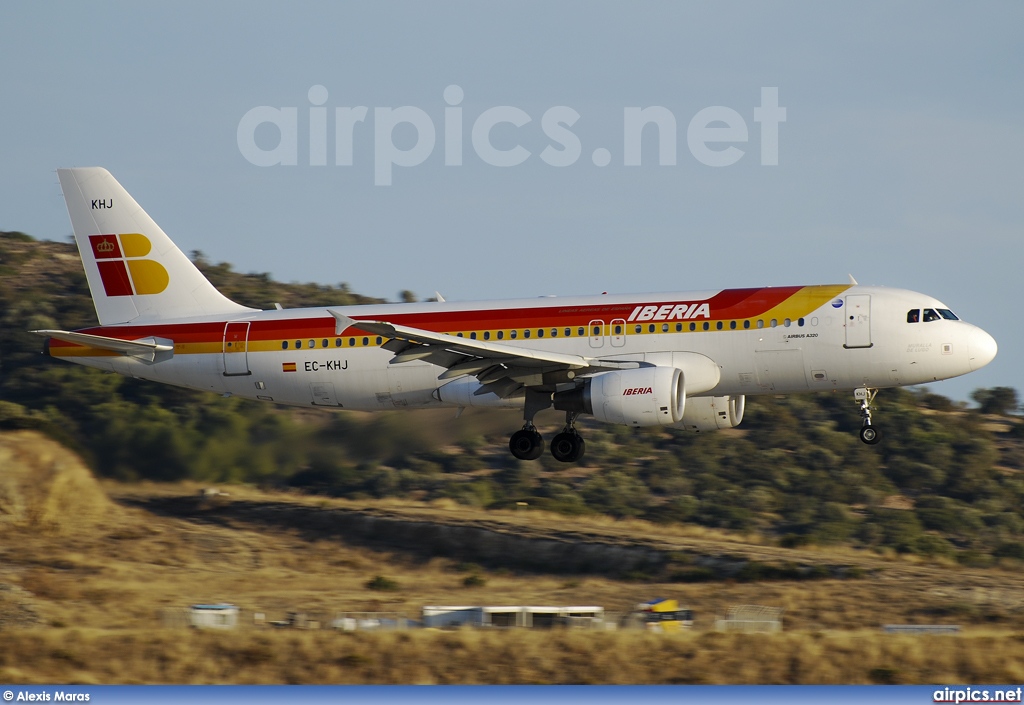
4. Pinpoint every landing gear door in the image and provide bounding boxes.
[223,321,251,376]
[844,295,872,349]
